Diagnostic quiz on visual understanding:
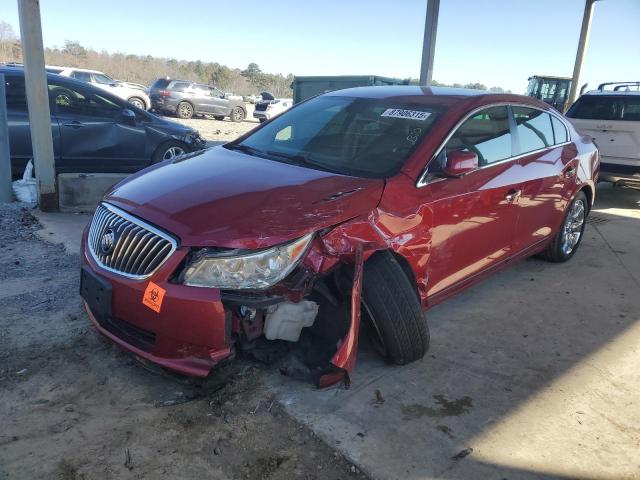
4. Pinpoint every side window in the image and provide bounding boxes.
[551,116,568,144]
[513,107,554,154]
[170,81,190,91]
[47,81,122,117]
[443,106,512,166]
[4,75,27,109]
[70,71,92,82]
